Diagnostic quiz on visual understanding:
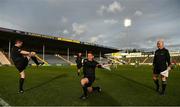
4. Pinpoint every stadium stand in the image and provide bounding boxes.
[0,50,11,65]
[0,27,119,55]
[56,55,74,65]
[99,57,109,63]
[111,54,180,65]
[28,54,69,65]
[1,27,179,66]
[171,56,180,63]
[122,57,147,64]
[144,57,154,63]
[68,56,77,64]
[0,27,119,66]
[43,54,67,65]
